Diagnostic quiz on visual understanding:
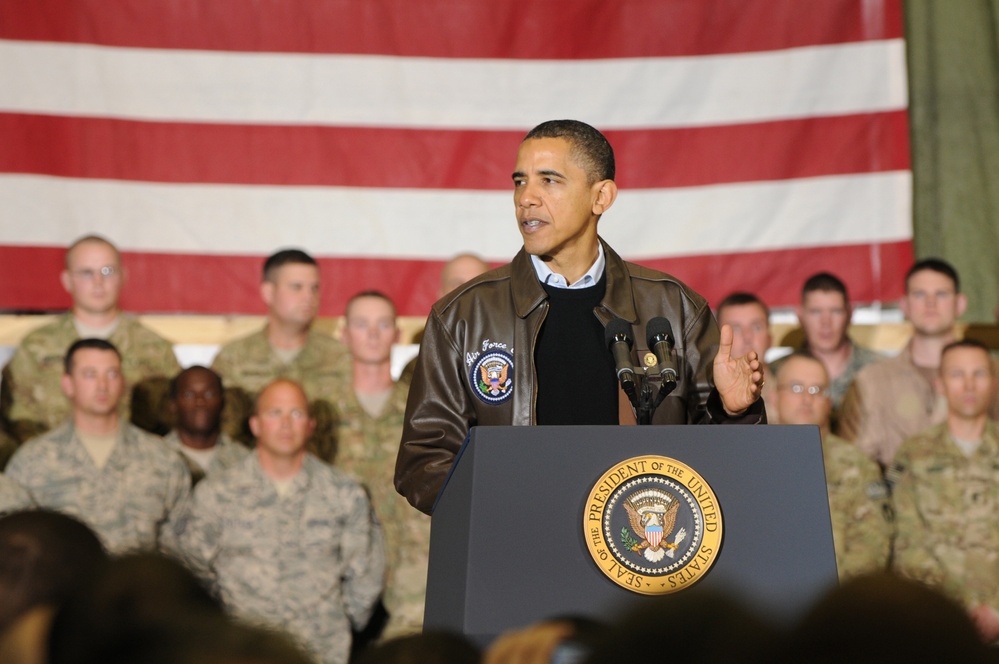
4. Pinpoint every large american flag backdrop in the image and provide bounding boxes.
[0,0,911,317]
